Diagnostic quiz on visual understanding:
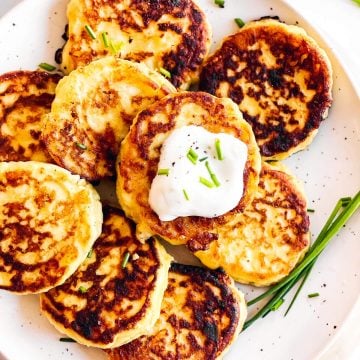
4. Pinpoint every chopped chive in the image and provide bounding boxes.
[199,156,208,162]
[205,161,220,187]
[187,148,198,165]
[159,67,171,79]
[271,298,284,311]
[215,139,224,160]
[199,177,214,188]
[78,286,88,293]
[353,0,360,6]
[85,25,96,39]
[87,249,93,258]
[214,0,225,8]
[75,142,87,150]
[308,292,319,298]
[109,40,124,55]
[39,63,56,72]
[234,18,245,28]
[183,189,190,201]
[121,251,130,268]
[101,32,110,48]
[158,168,170,176]
[307,208,315,213]
[59,337,76,343]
